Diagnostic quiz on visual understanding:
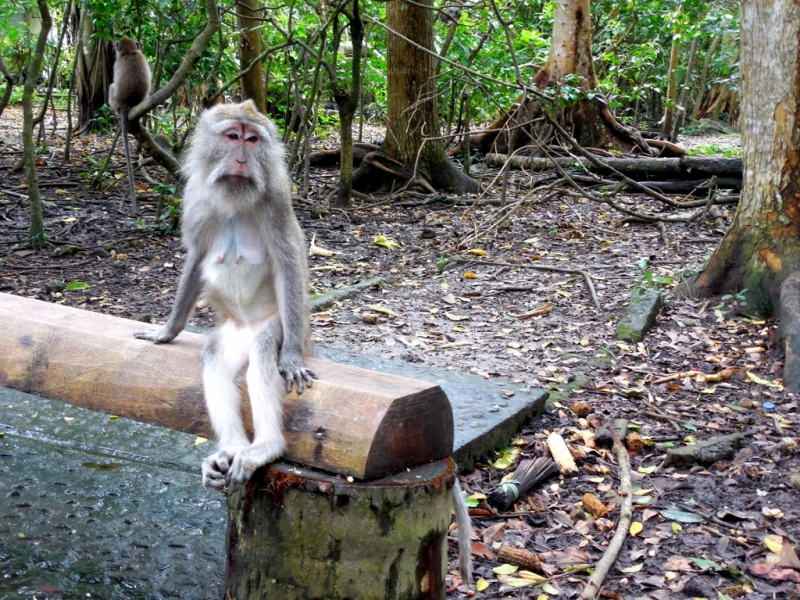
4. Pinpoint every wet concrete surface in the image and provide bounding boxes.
[0,346,547,599]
